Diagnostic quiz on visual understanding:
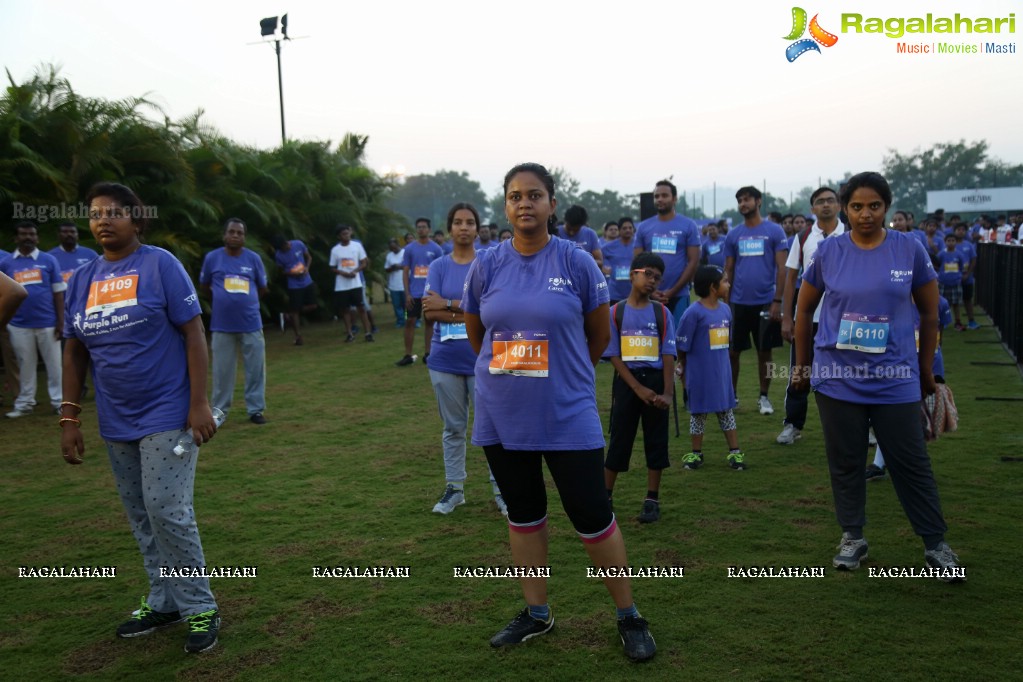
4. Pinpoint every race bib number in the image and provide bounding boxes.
[651,236,677,254]
[708,321,730,350]
[288,262,306,275]
[62,270,75,283]
[440,322,468,342]
[943,261,959,273]
[621,329,658,362]
[341,258,357,269]
[738,238,765,257]
[490,331,549,377]
[86,275,139,316]
[14,268,42,285]
[224,276,250,295]
[614,266,630,281]
[413,265,430,279]
[836,313,889,353]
